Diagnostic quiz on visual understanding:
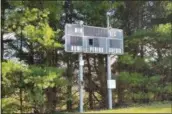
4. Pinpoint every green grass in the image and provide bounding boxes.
[87,102,172,113]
